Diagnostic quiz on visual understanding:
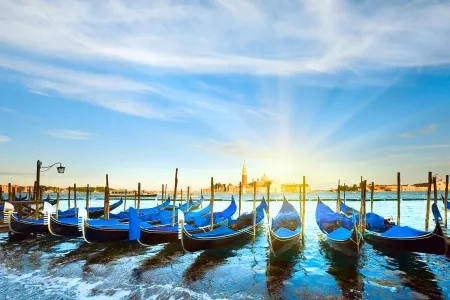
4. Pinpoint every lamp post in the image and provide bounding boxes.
[36,160,65,202]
